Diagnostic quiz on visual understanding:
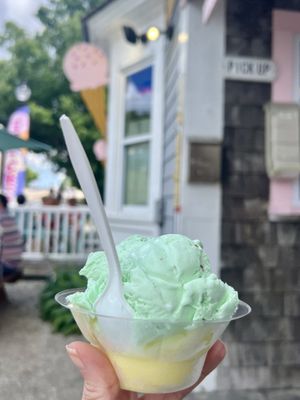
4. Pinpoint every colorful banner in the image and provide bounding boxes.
[3,106,30,200]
